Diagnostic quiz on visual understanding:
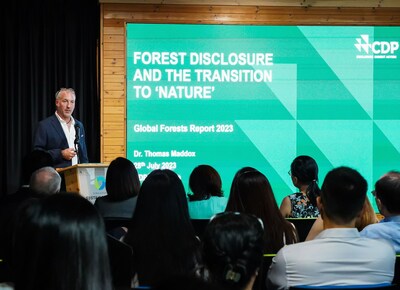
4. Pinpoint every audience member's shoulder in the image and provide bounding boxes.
[360,222,381,234]
[360,234,396,253]
[275,239,311,255]
[94,195,107,205]
[0,282,14,290]
[214,195,227,201]
[363,232,396,247]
